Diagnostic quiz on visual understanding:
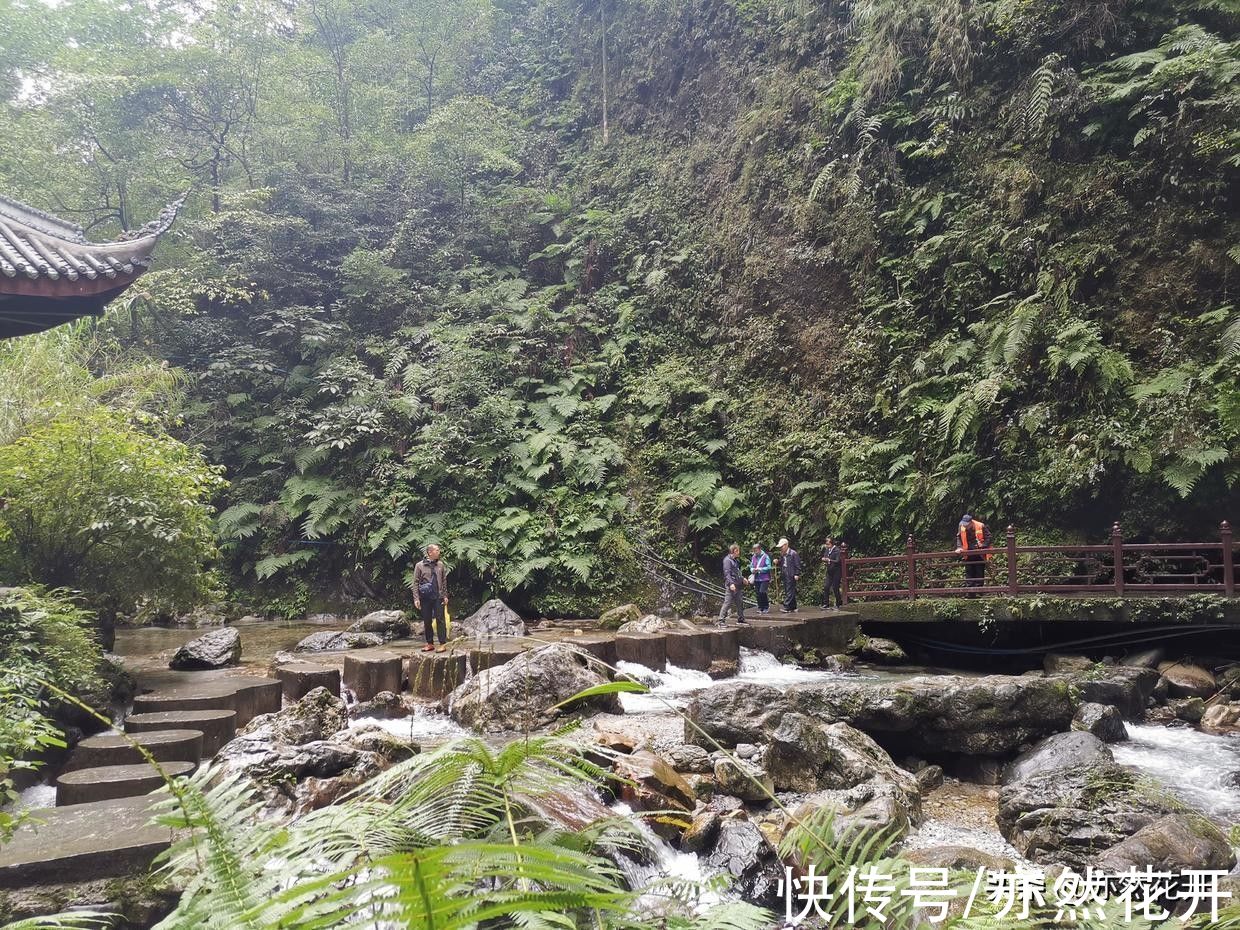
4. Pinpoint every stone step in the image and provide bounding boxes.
[276,661,342,700]
[124,709,237,755]
[131,680,239,715]
[62,728,203,773]
[343,651,402,702]
[230,677,282,726]
[0,796,171,887]
[55,761,195,806]
[614,632,666,670]
[405,651,469,698]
